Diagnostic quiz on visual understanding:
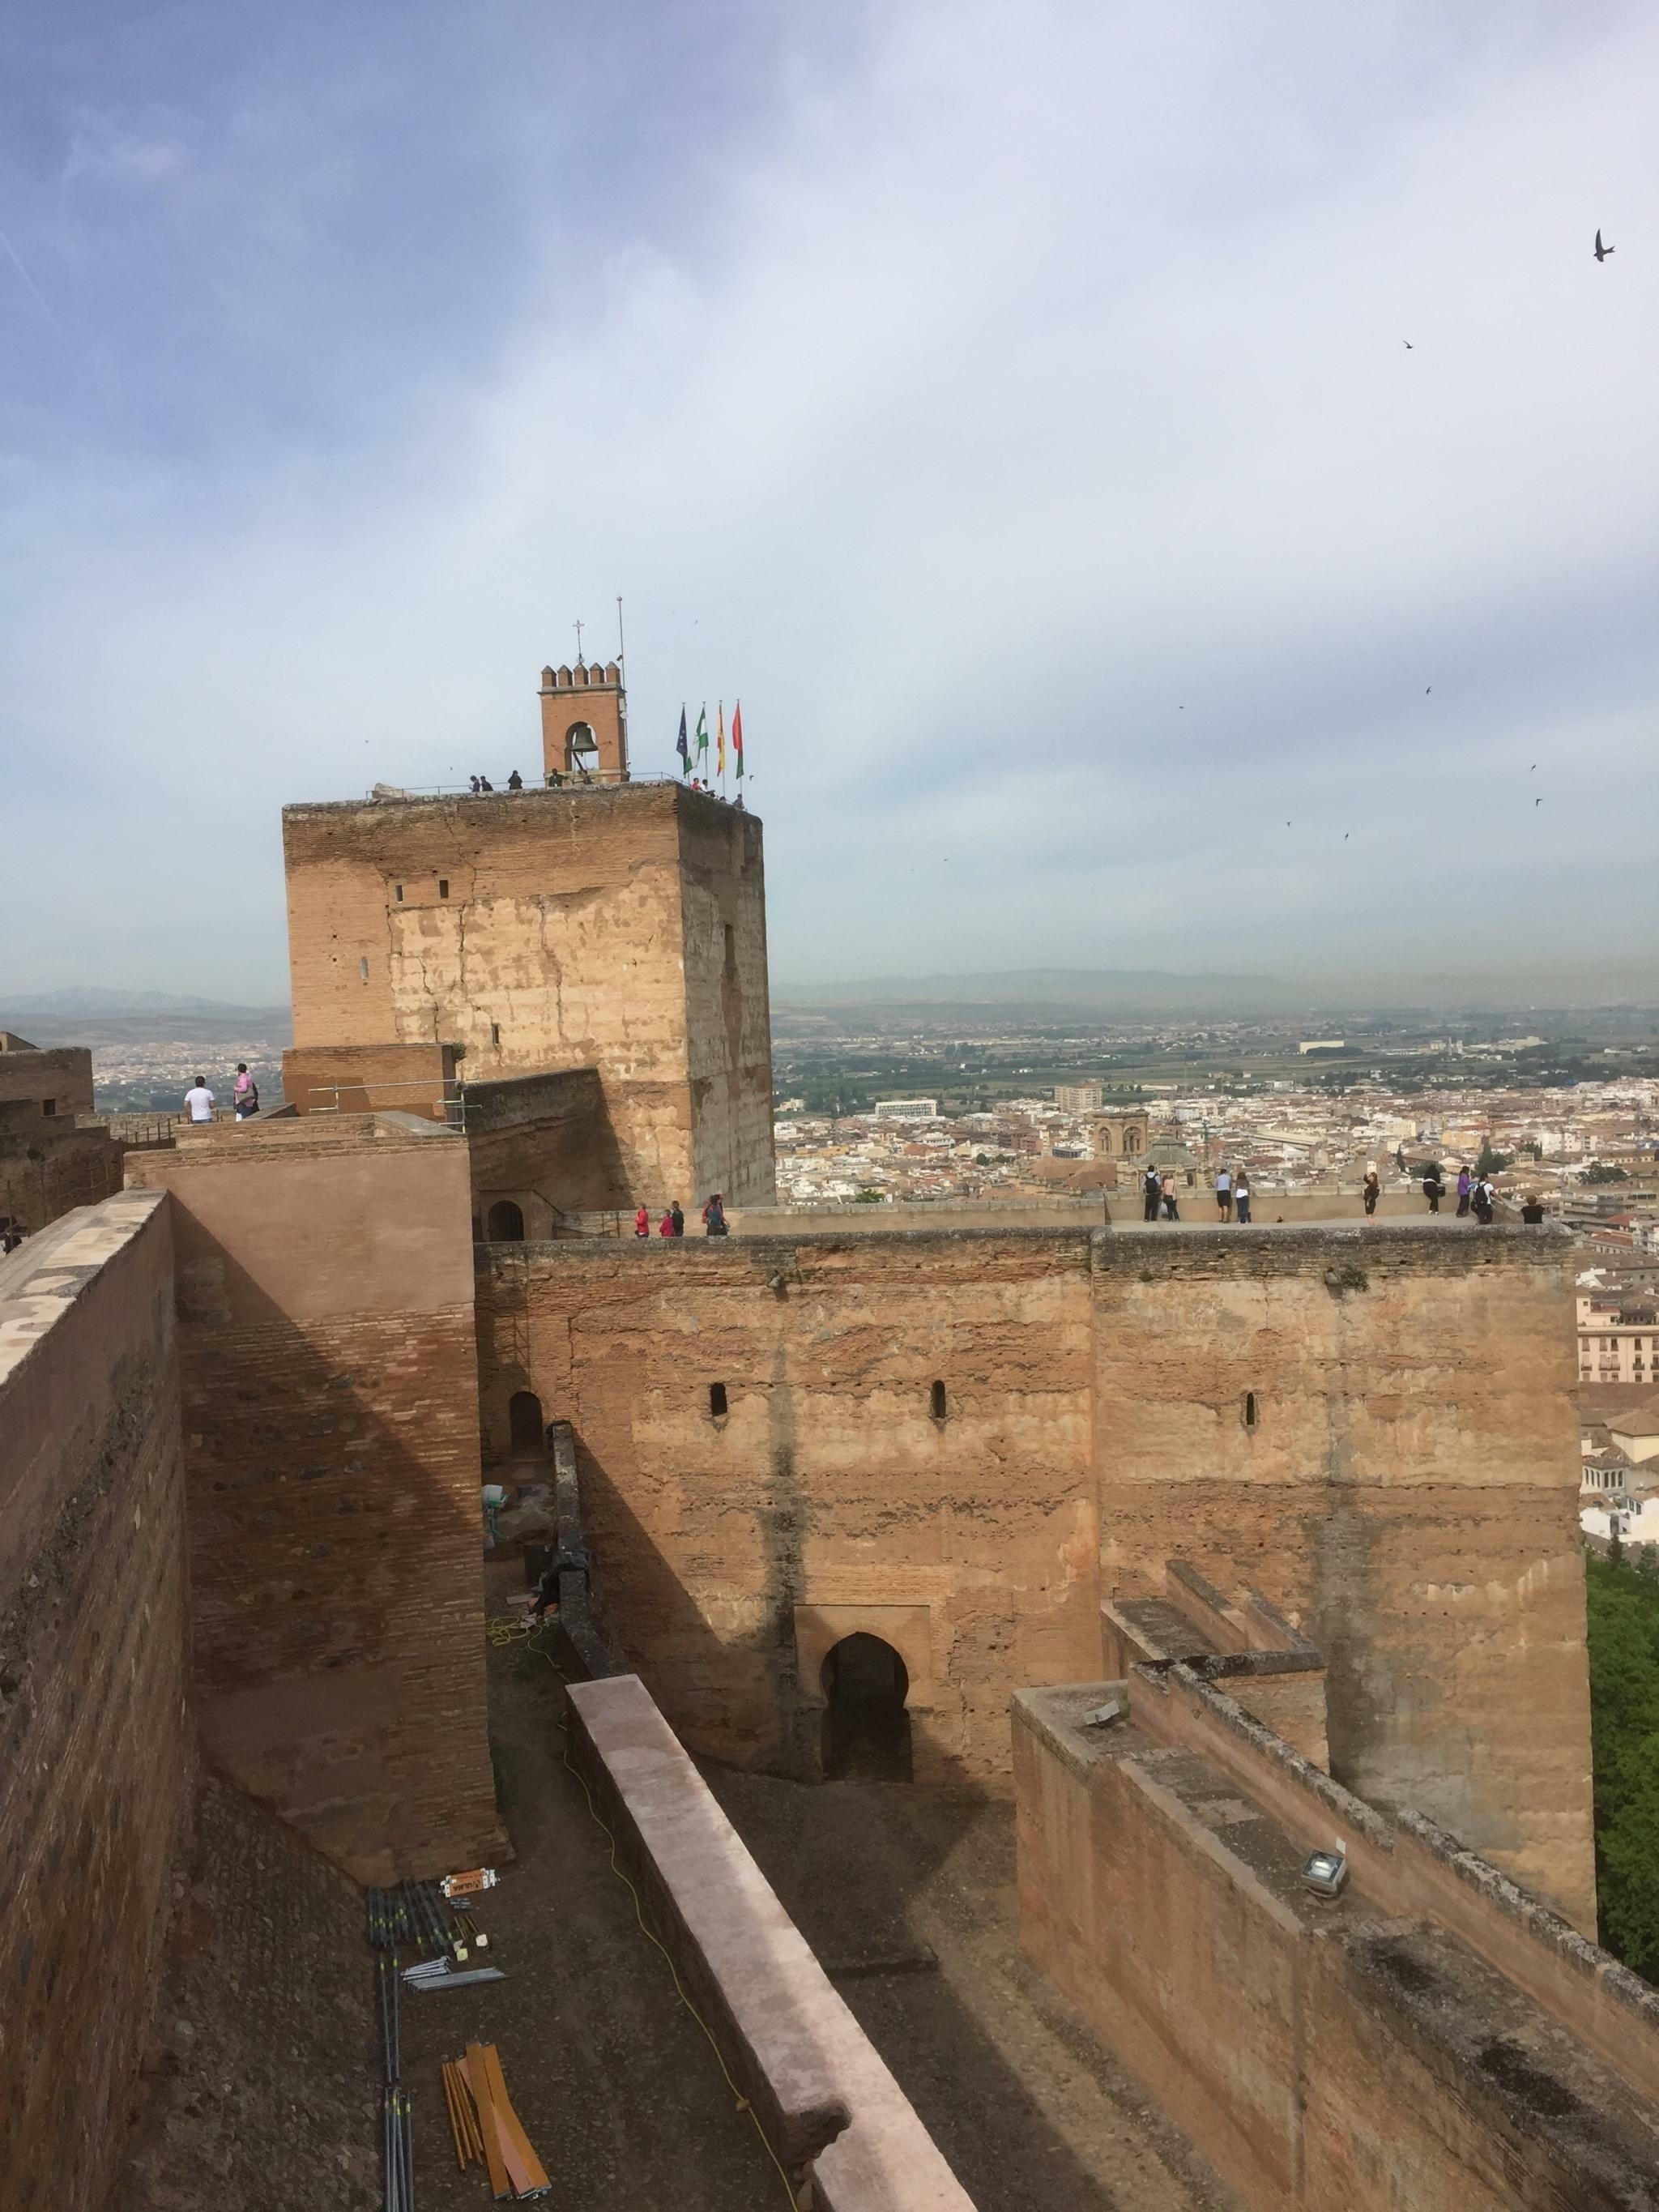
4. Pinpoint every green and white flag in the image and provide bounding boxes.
[695,706,709,766]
